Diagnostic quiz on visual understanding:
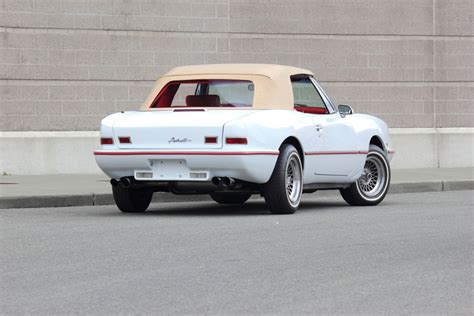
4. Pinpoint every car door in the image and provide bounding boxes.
[291,76,360,183]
